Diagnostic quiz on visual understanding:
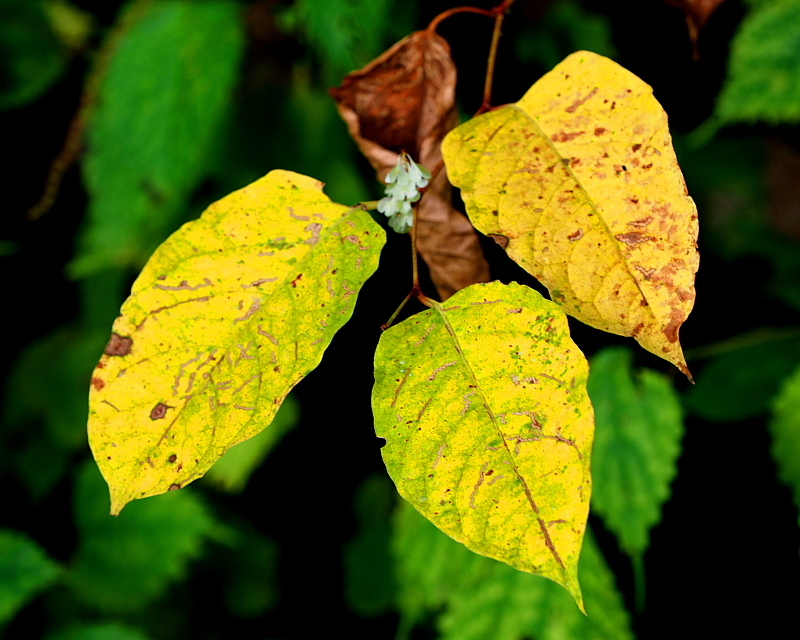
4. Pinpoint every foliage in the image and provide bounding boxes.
[4,0,800,638]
